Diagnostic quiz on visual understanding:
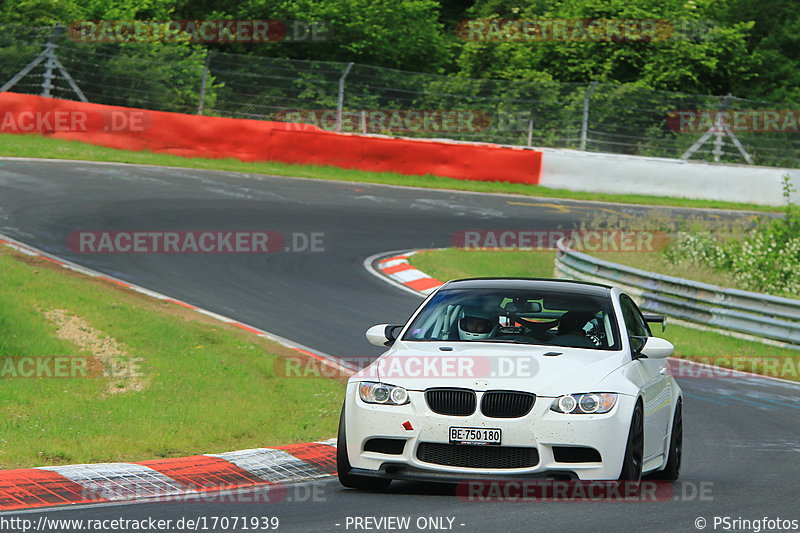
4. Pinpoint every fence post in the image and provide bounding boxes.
[336,62,354,132]
[527,119,533,147]
[197,53,211,115]
[40,42,57,97]
[39,26,66,98]
[711,94,730,162]
[580,82,599,151]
